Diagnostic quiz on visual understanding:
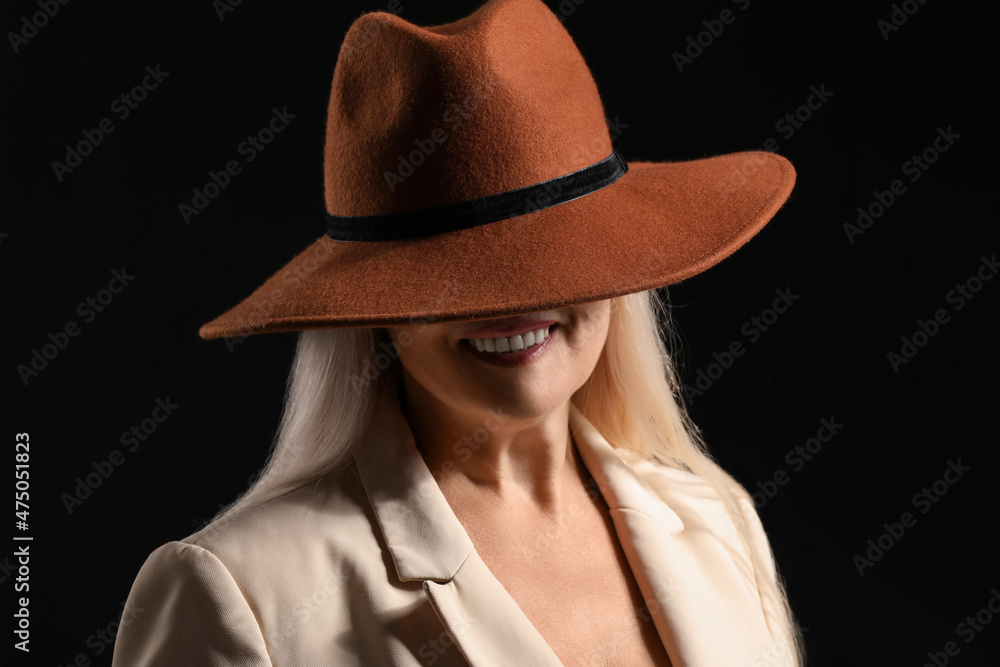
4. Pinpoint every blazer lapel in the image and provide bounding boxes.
[355,386,777,666]
[422,554,563,666]
[569,404,780,667]
[354,386,562,666]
